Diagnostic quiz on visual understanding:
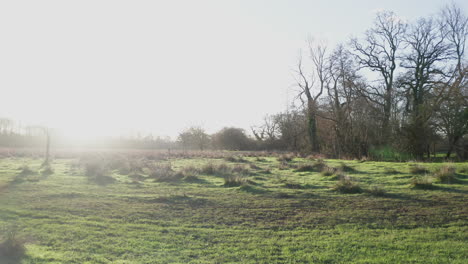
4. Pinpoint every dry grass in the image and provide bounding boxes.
[433,165,458,184]
[409,164,429,174]
[410,176,433,189]
[333,175,362,193]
